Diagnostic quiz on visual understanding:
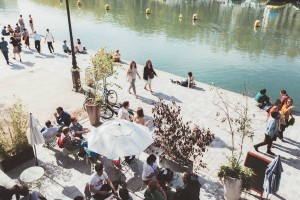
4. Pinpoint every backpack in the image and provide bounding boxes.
[157,168,174,183]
